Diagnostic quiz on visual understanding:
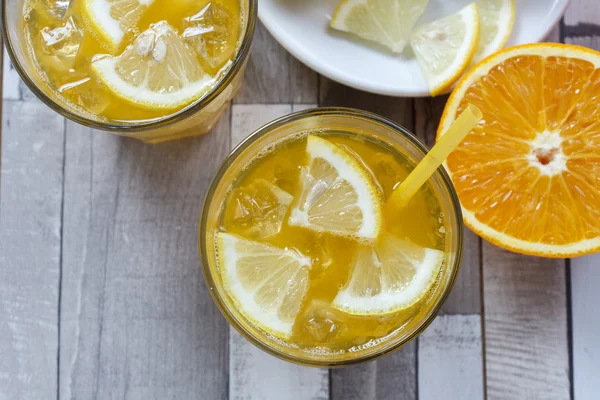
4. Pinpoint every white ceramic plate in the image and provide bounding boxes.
[259,0,571,97]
